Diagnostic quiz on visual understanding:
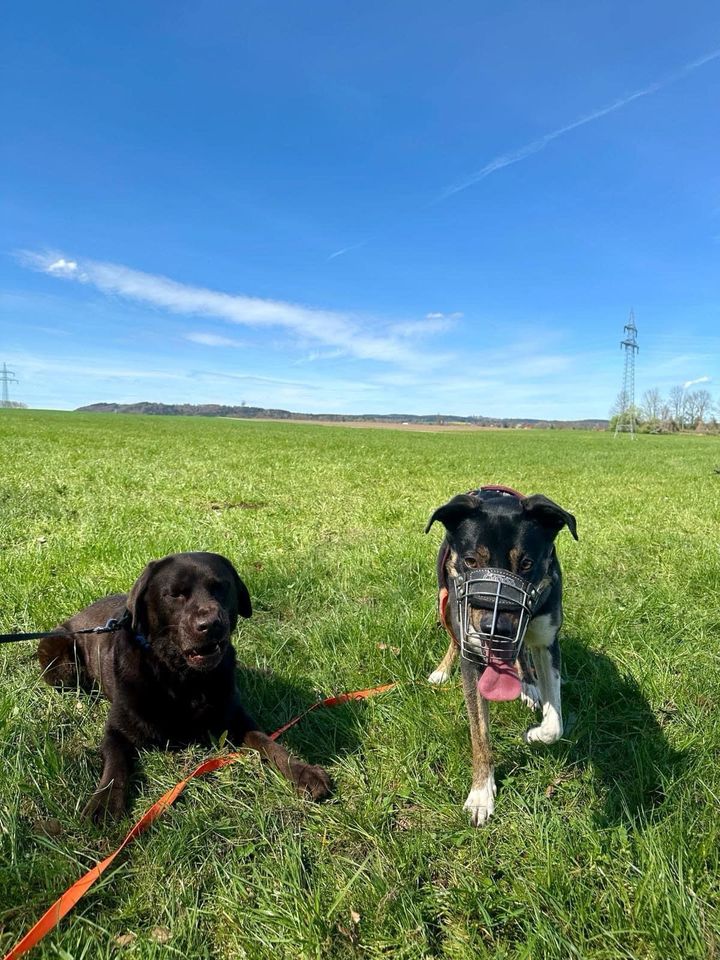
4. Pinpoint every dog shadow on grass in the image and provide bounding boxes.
[234,665,365,767]
[547,634,688,827]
